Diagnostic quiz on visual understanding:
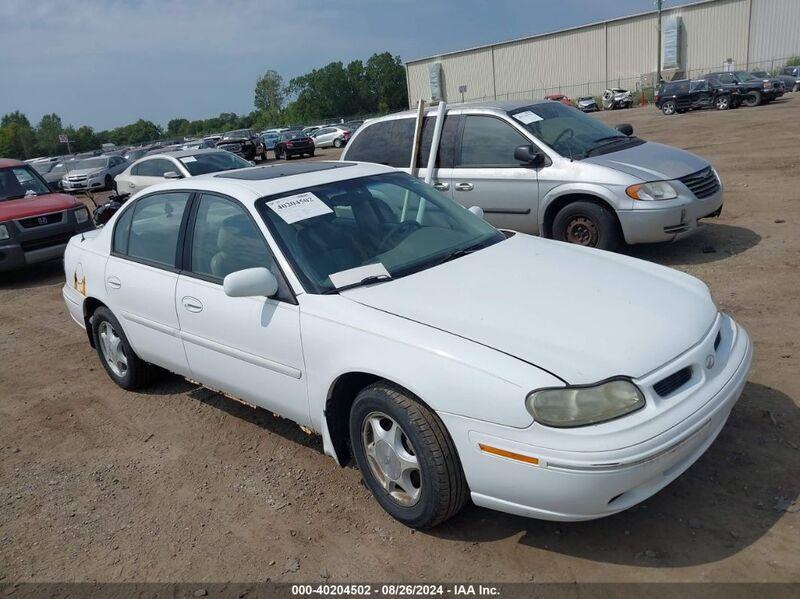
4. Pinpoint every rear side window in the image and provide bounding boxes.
[345,121,394,165]
[112,205,135,254]
[133,159,174,177]
[458,116,530,167]
[126,192,191,267]
[419,114,460,169]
